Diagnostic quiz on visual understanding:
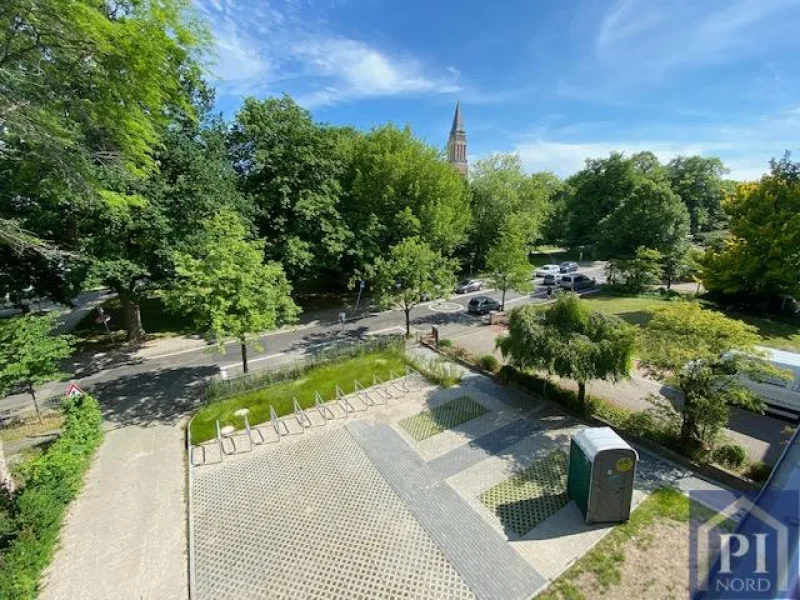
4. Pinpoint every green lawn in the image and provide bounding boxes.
[581,292,674,326]
[190,351,408,442]
[582,291,800,351]
[729,313,800,353]
[538,487,729,600]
